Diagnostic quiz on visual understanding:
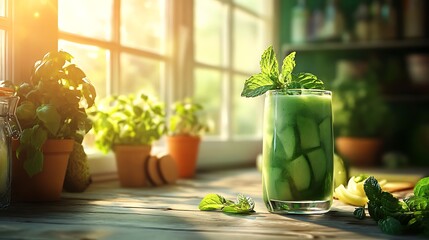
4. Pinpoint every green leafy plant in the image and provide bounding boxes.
[199,193,255,214]
[354,176,429,236]
[89,93,166,153]
[168,98,208,137]
[14,51,96,177]
[332,76,389,138]
[241,46,324,98]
